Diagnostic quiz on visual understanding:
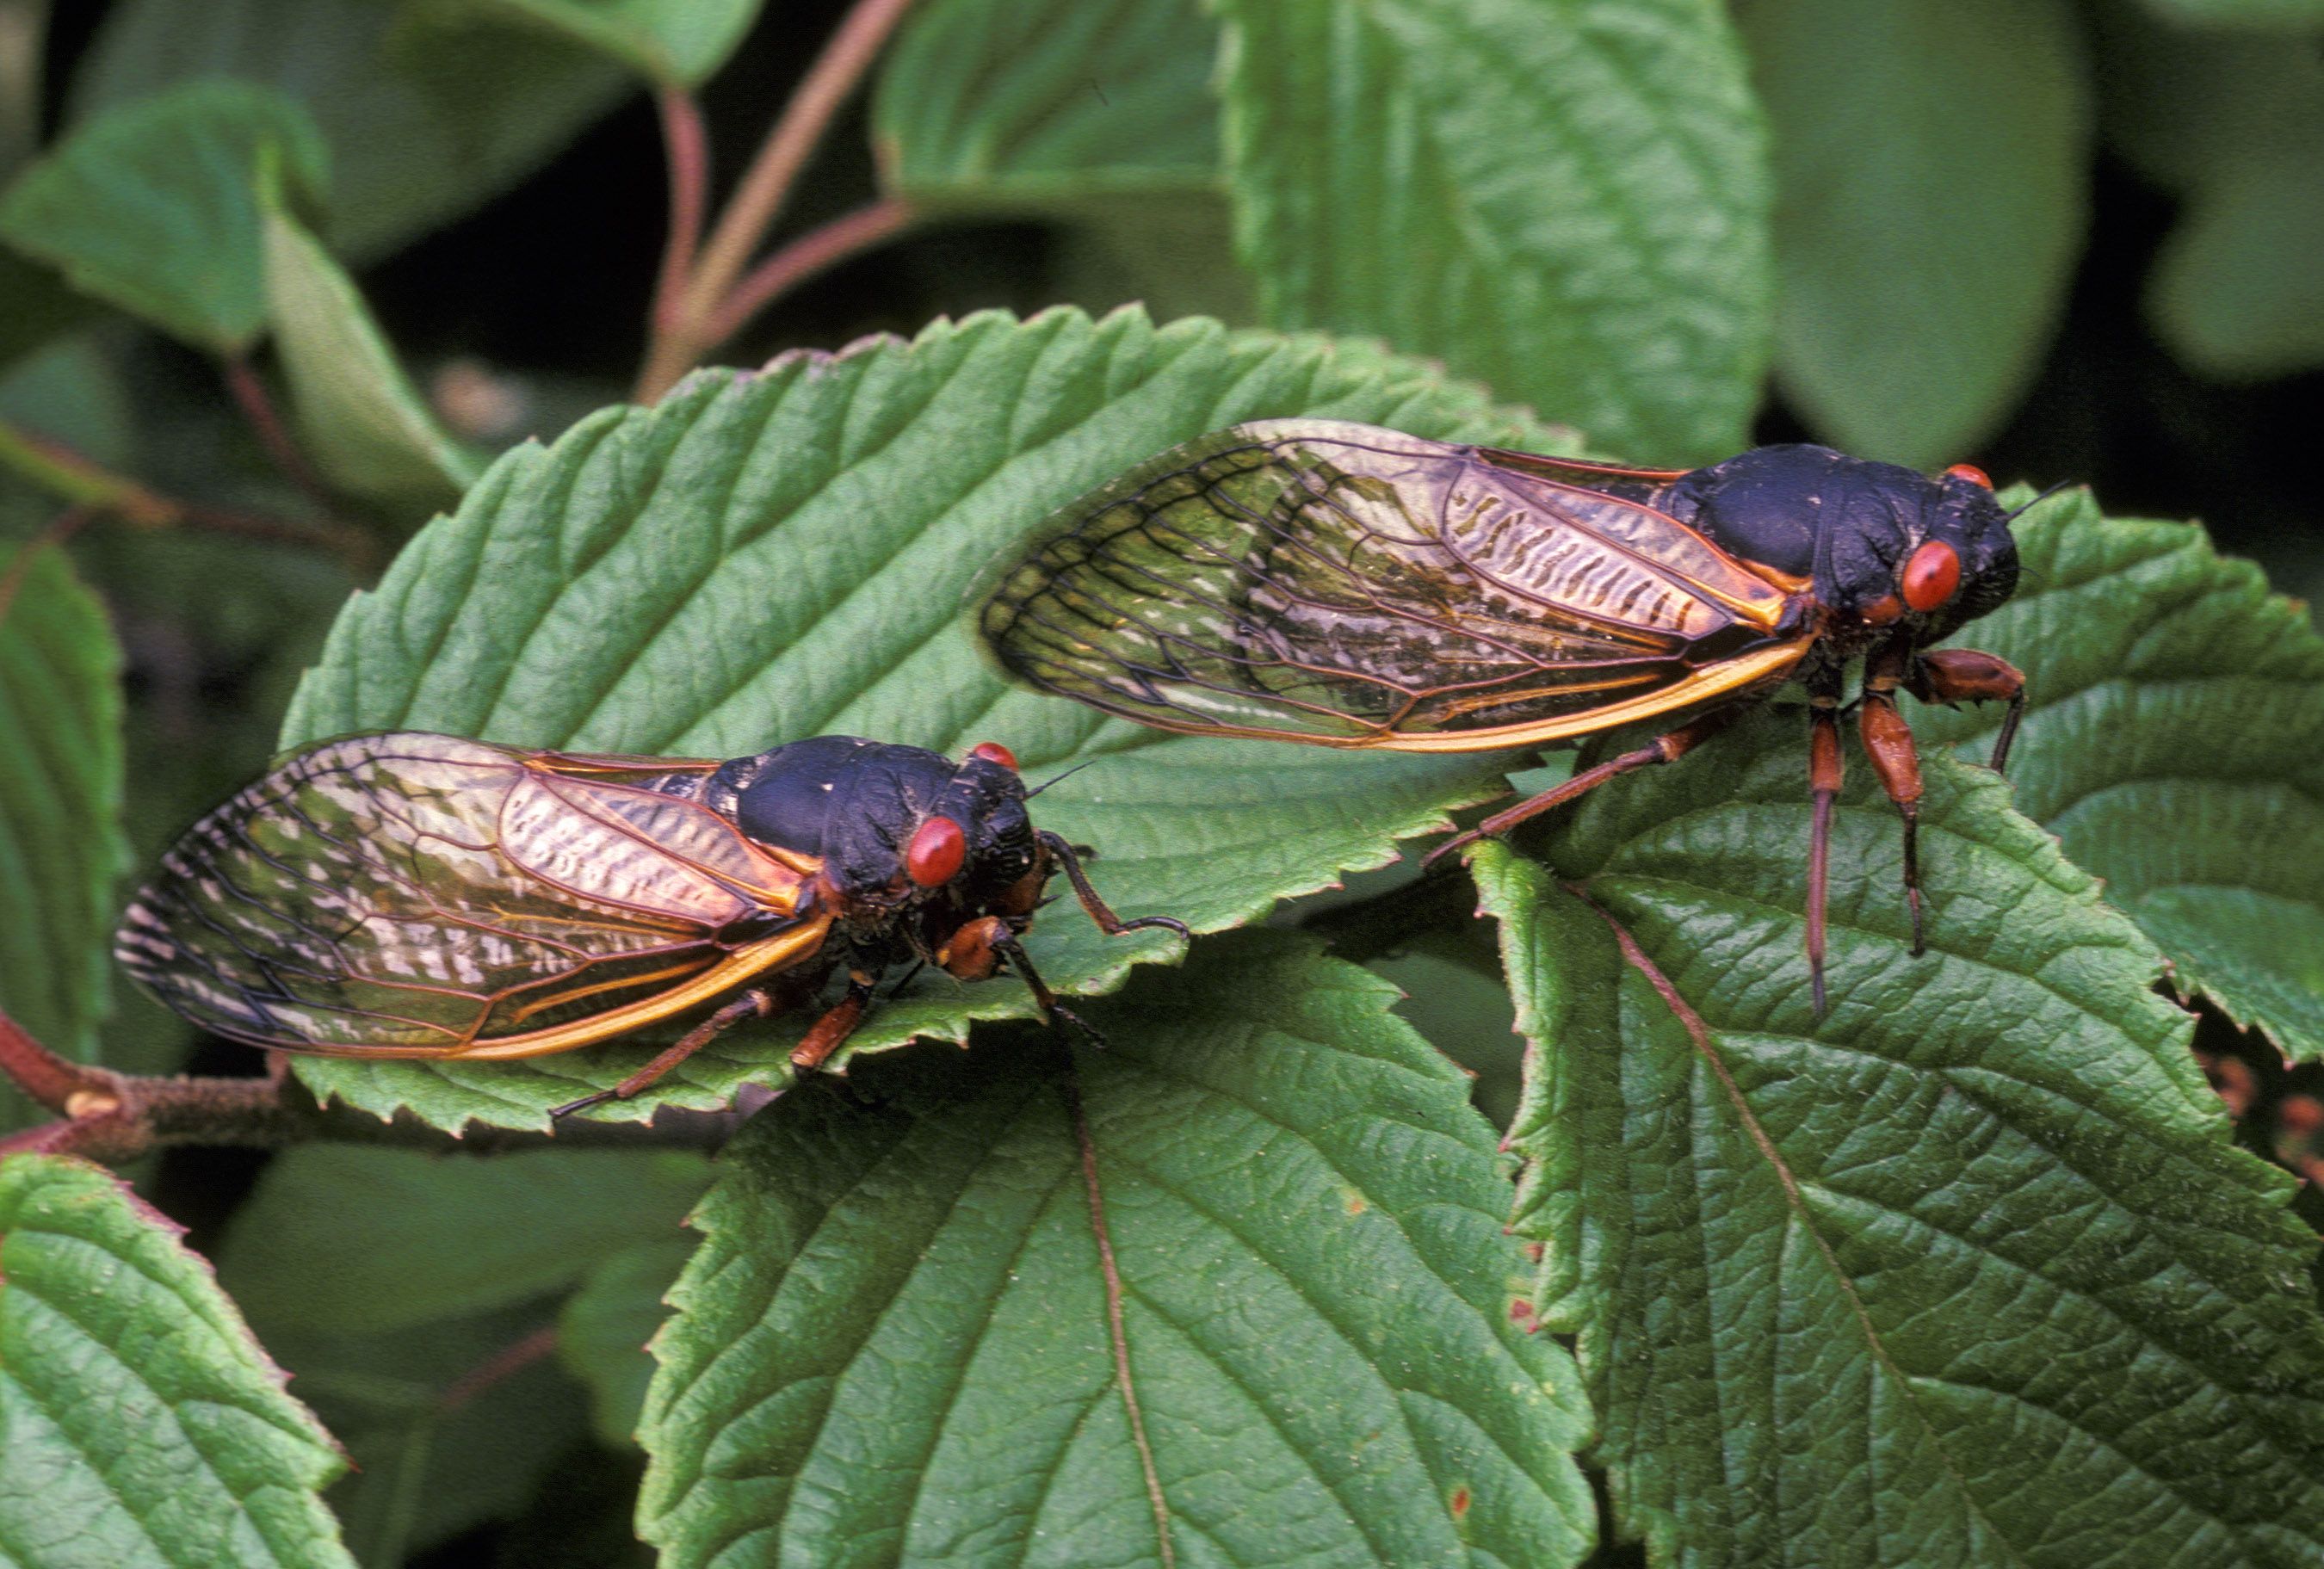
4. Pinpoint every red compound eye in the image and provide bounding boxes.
[1944,462,1993,490]
[968,741,1017,771]
[905,816,966,887]
[1901,540,1962,614]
